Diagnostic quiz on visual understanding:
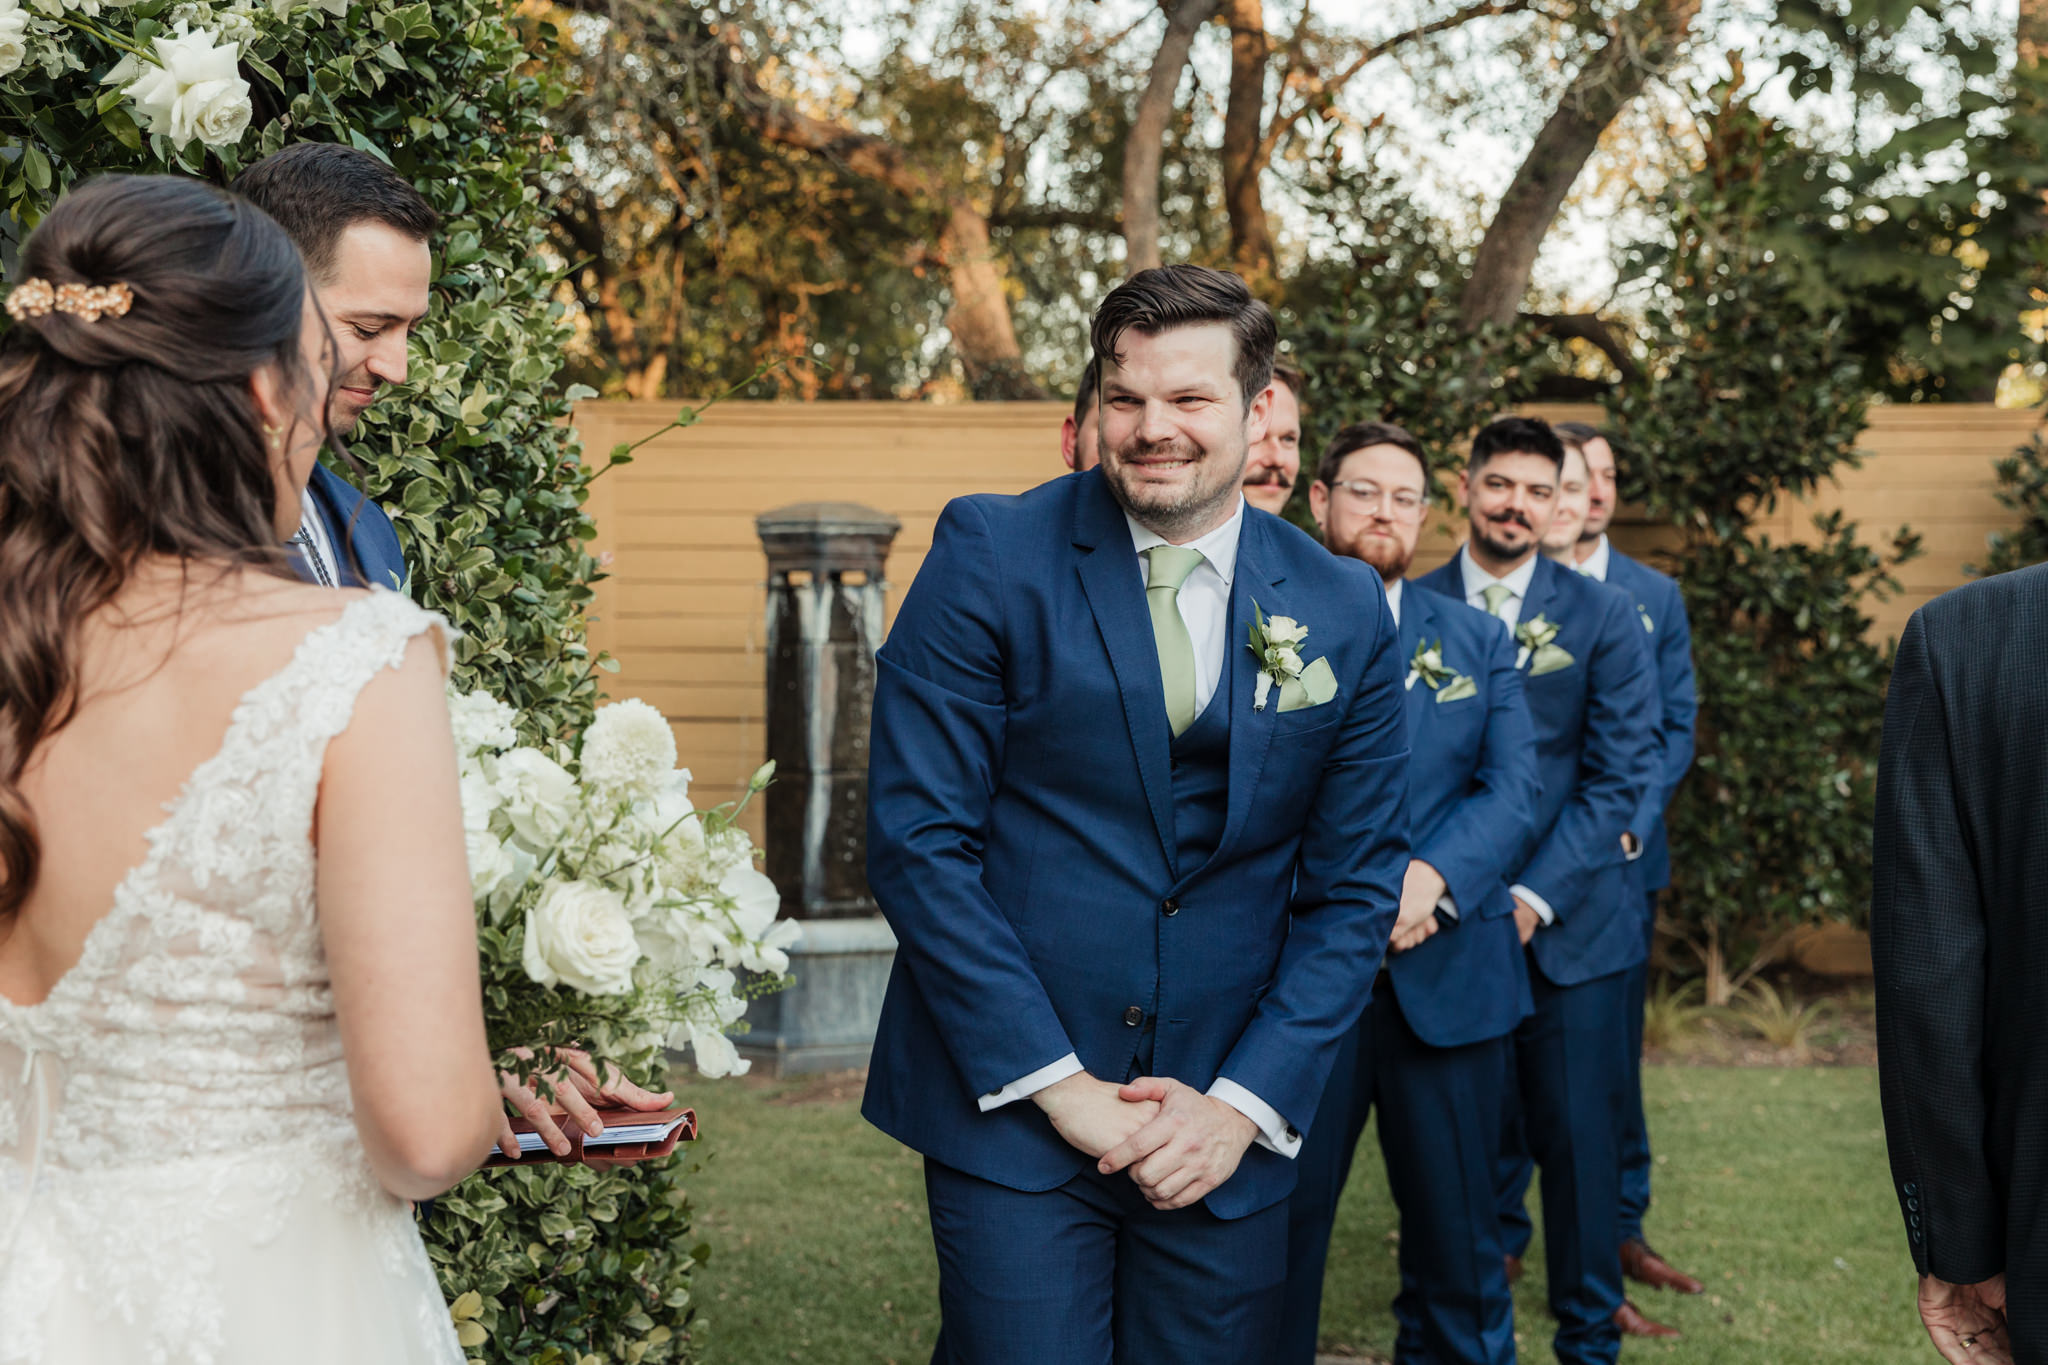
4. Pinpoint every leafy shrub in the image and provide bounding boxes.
[1967,431,2048,578]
